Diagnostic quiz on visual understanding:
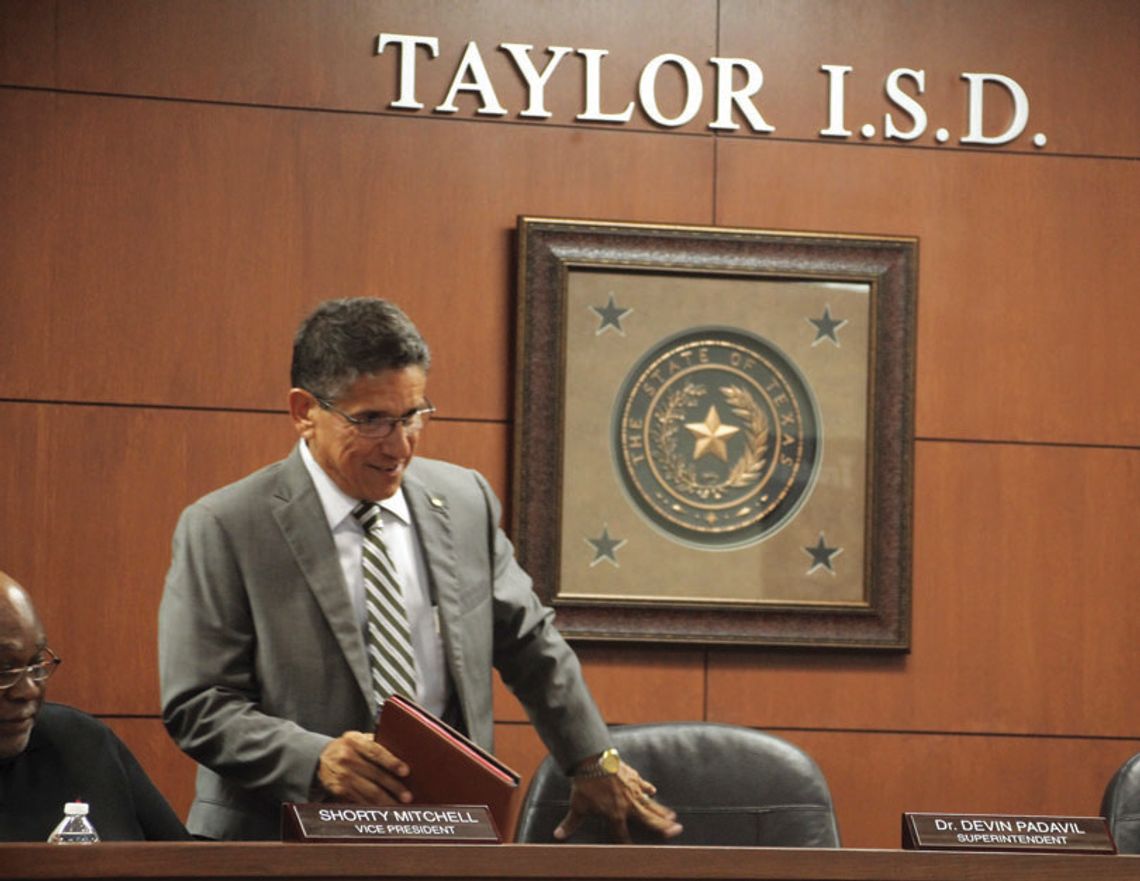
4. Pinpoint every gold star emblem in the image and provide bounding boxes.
[685,405,740,462]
